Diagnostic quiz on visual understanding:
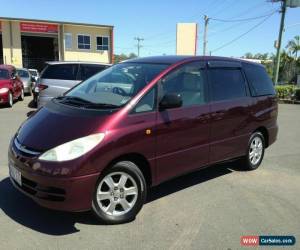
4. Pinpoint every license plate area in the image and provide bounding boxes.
[9,163,22,186]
